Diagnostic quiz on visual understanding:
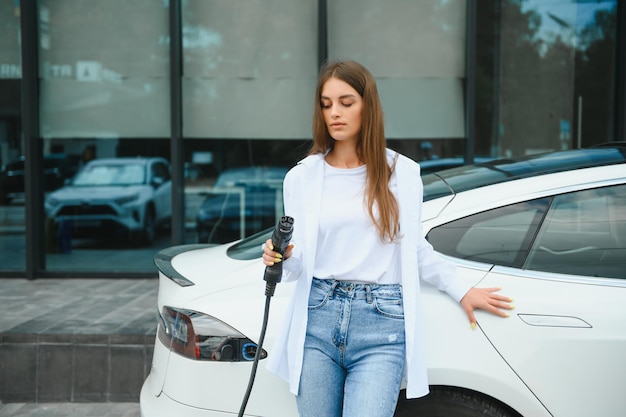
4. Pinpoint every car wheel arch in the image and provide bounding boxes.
[395,385,523,417]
